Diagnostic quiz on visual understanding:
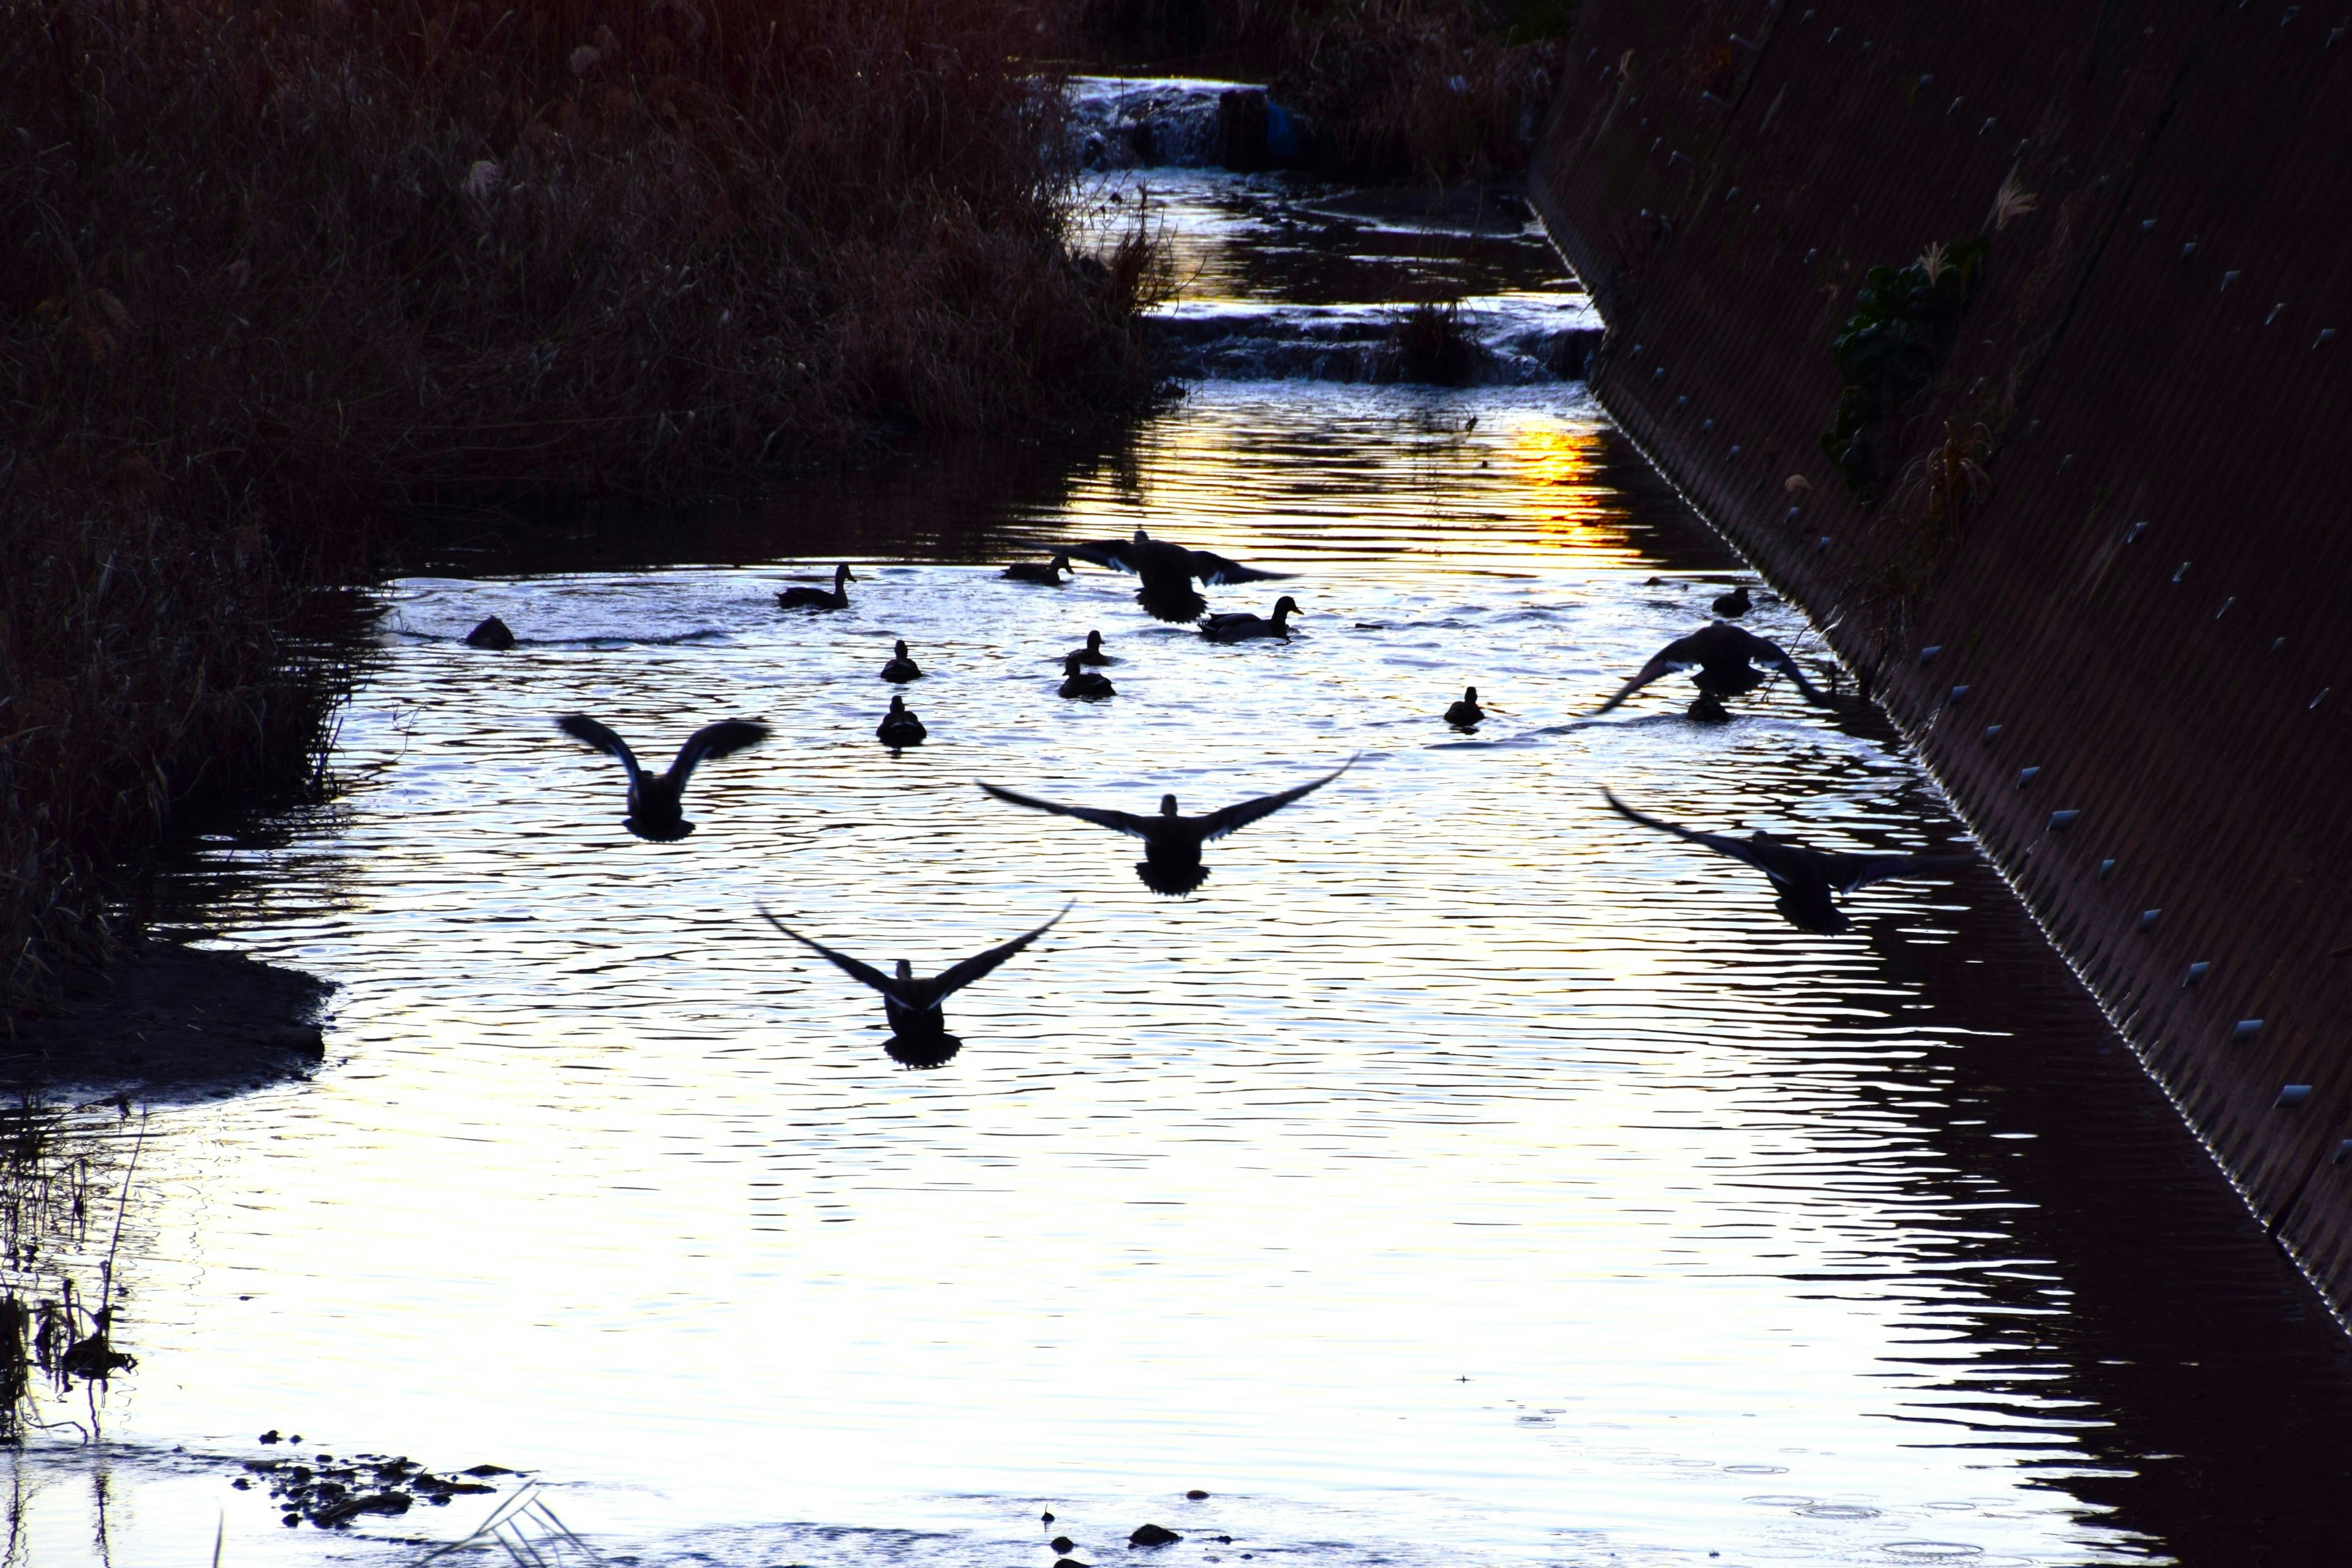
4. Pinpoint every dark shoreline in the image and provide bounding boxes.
[4,941,333,1098]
